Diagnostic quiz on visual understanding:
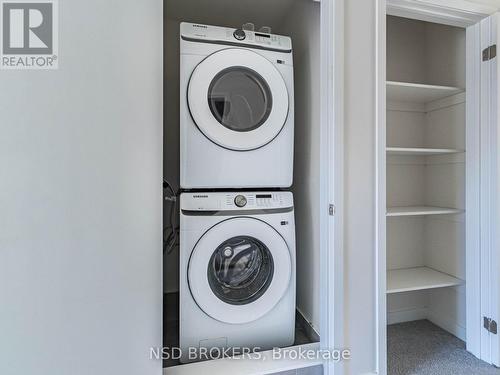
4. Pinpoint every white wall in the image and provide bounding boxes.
[387,16,427,84]
[425,23,466,88]
[0,1,163,374]
[387,16,466,87]
[282,0,321,334]
[164,16,181,293]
